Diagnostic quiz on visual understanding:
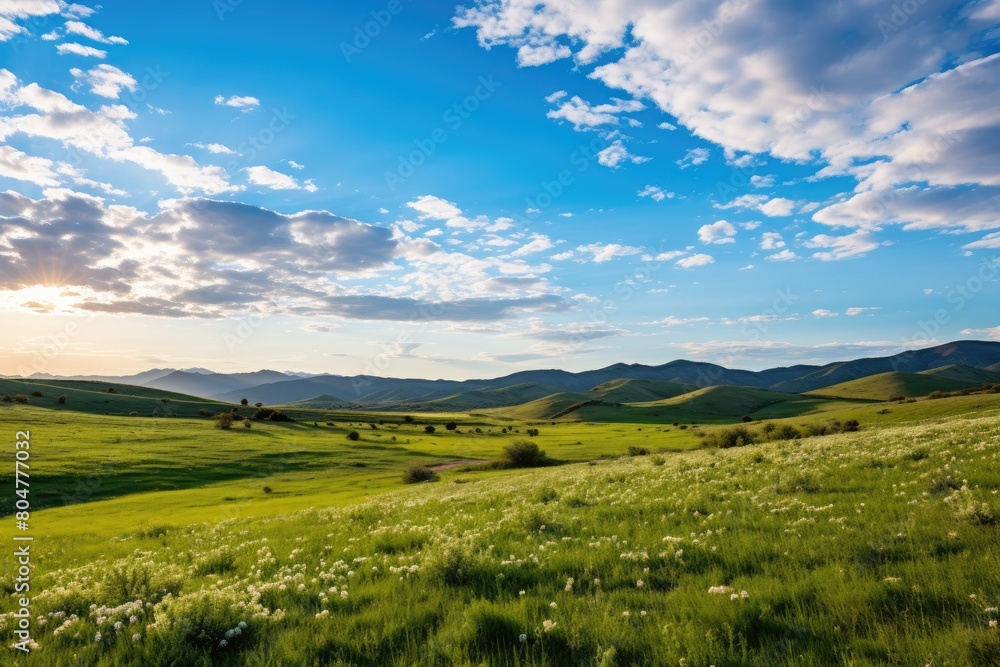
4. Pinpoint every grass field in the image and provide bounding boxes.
[1,386,999,664]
